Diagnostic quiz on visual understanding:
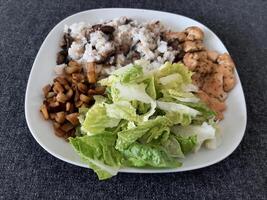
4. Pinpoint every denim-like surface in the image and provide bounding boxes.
[0,1,266,199]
